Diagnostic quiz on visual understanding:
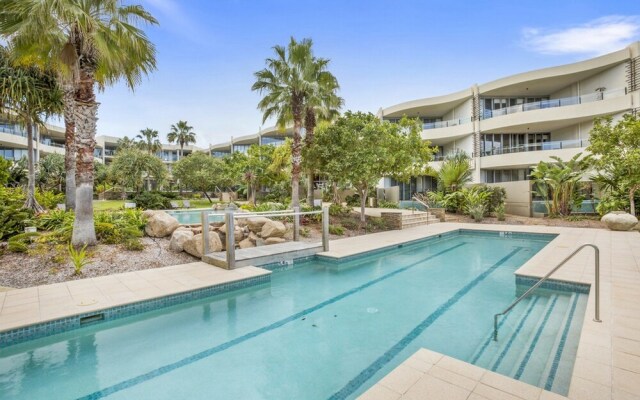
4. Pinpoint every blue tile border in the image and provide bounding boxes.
[515,275,590,294]
[545,292,580,392]
[0,274,270,348]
